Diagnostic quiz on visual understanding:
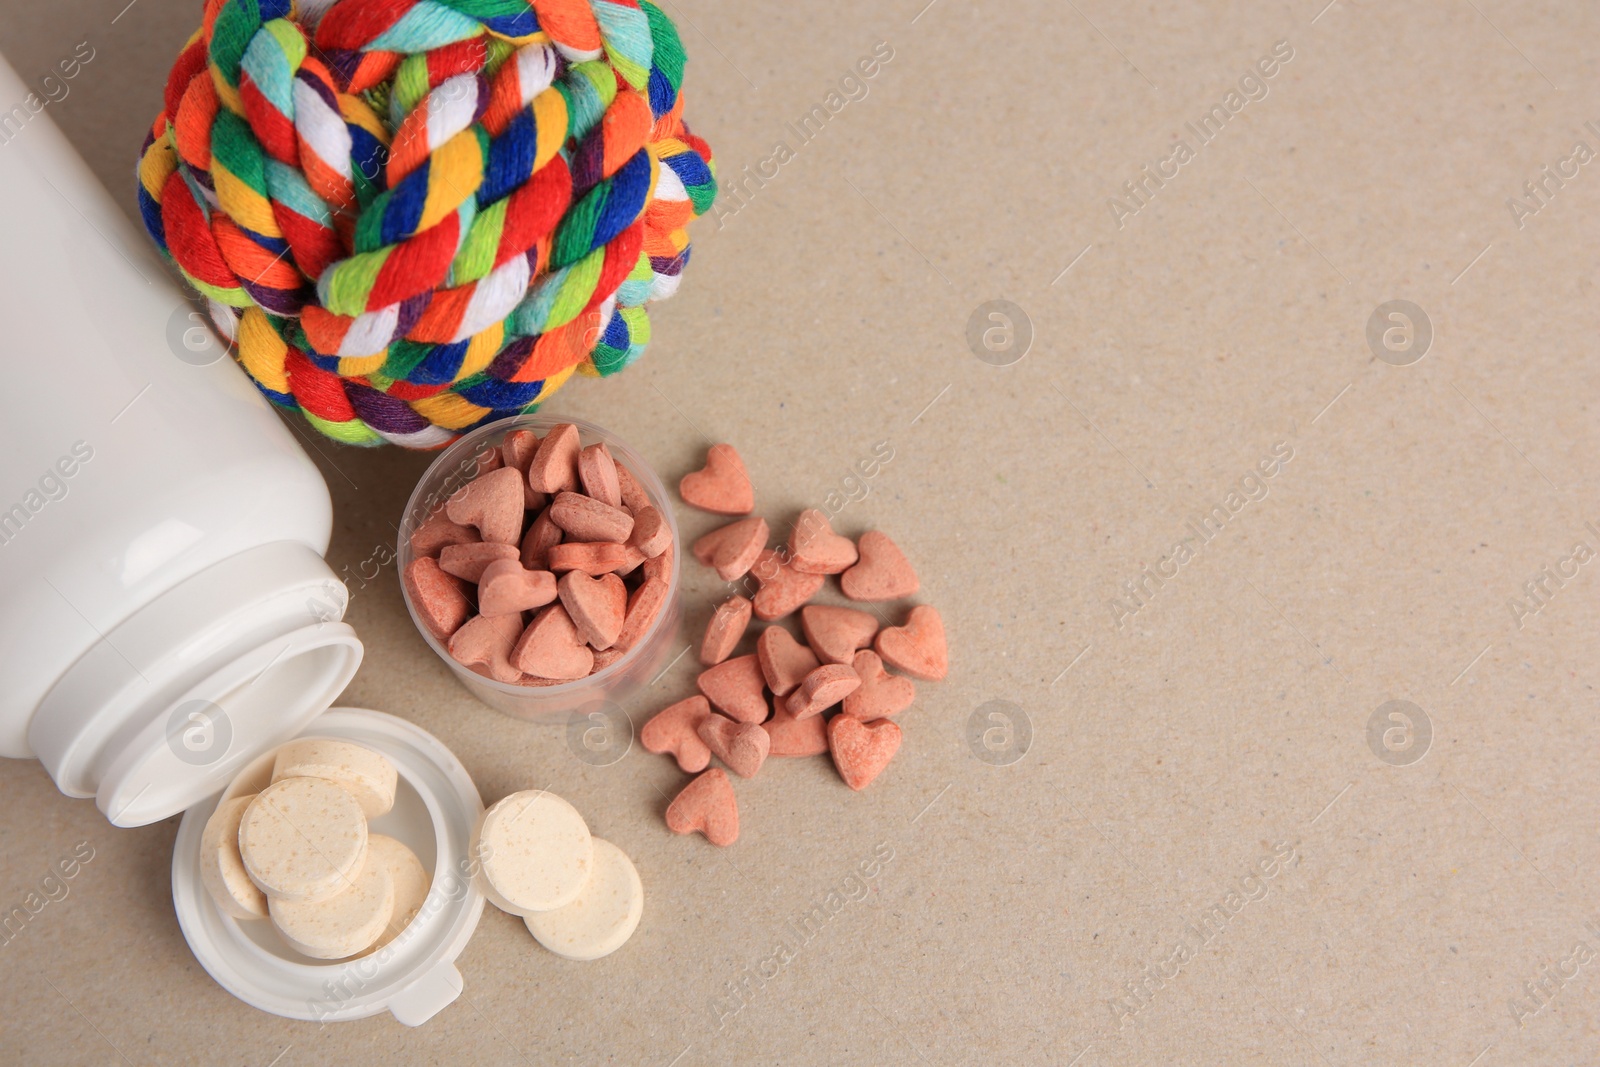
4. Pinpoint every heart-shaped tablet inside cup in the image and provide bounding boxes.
[447,612,525,683]
[477,560,558,617]
[557,571,627,650]
[404,558,472,640]
[511,603,594,680]
[528,423,581,494]
[445,466,524,546]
